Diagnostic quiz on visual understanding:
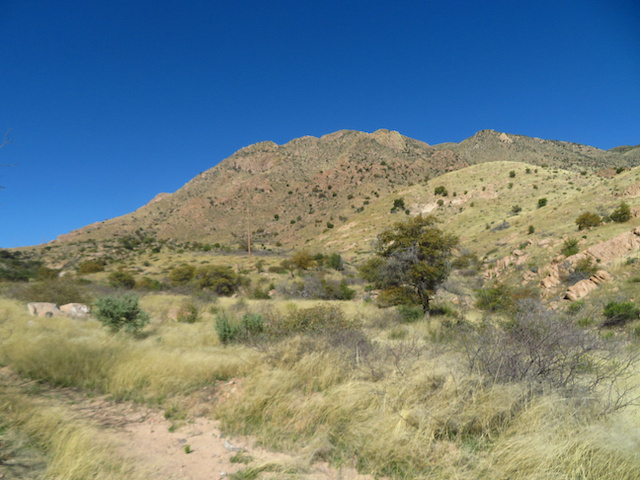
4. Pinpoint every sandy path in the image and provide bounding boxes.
[55,384,374,480]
